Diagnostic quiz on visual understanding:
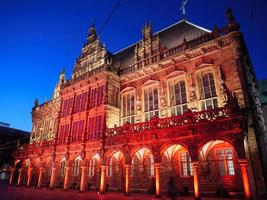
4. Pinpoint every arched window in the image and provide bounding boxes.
[88,158,96,176]
[143,84,159,121]
[121,90,135,125]
[198,72,218,110]
[130,159,134,177]
[180,152,193,176]
[107,158,113,176]
[60,160,66,176]
[168,79,188,116]
[216,148,235,175]
[73,159,80,176]
[149,155,154,176]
